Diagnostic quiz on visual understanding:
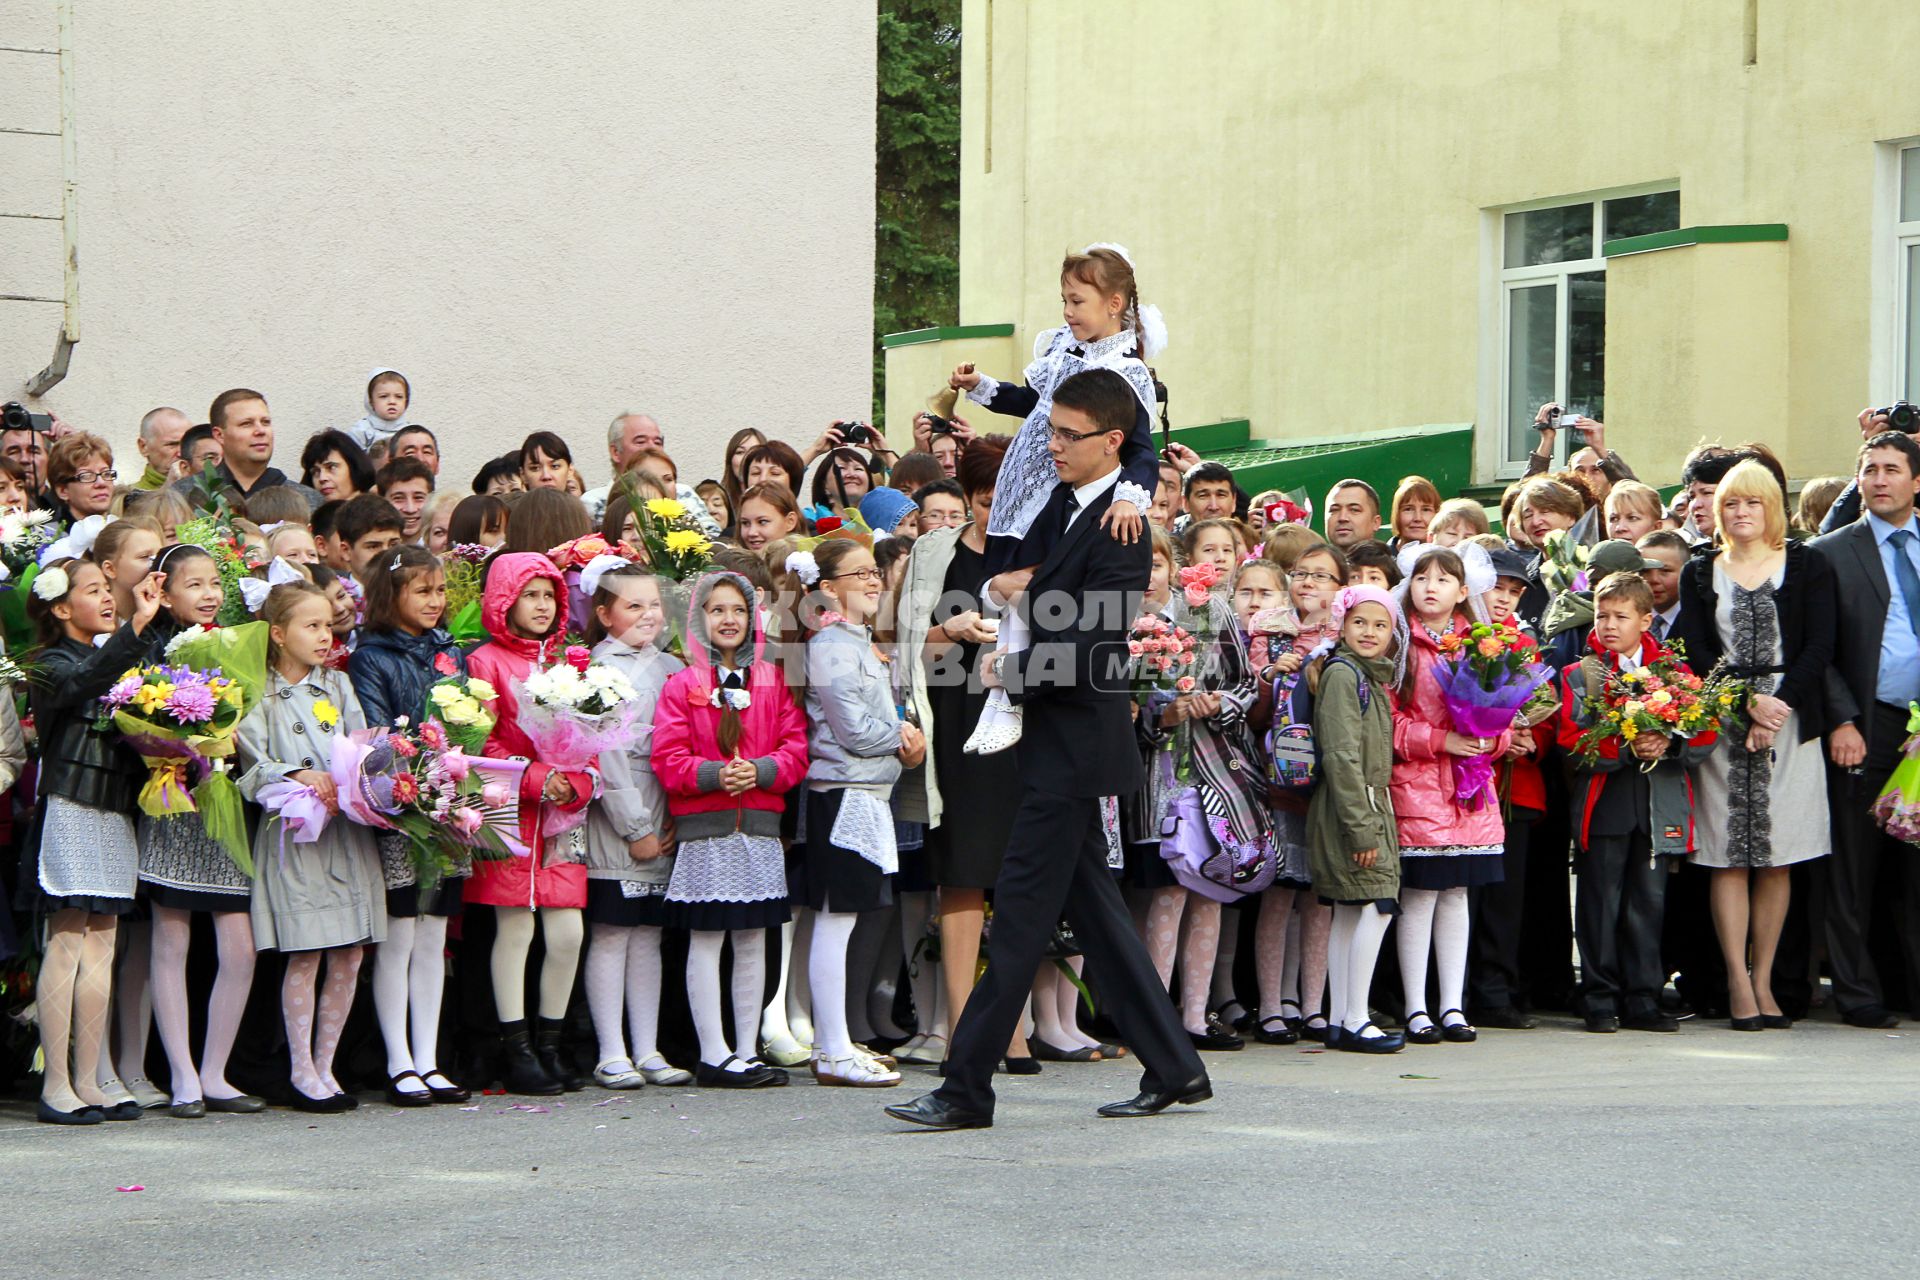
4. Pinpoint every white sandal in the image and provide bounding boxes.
[811,1050,901,1088]
[962,693,1023,755]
